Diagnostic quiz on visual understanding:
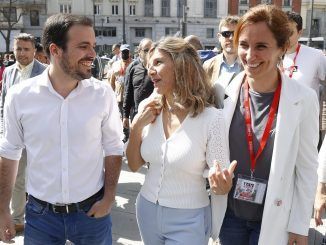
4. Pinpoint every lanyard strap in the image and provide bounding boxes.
[288,44,301,78]
[243,77,282,178]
